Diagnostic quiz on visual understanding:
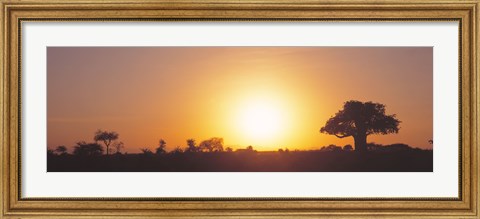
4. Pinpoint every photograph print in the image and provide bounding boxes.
[47,47,433,172]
